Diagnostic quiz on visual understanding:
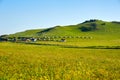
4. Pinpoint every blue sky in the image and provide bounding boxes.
[0,0,120,35]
